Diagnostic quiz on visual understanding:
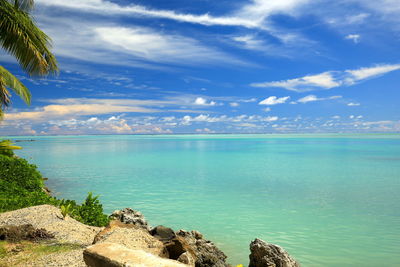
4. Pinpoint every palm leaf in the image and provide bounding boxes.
[0,0,58,76]
[0,139,22,157]
[8,0,34,12]
[0,65,31,104]
[0,139,21,150]
[0,66,31,116]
